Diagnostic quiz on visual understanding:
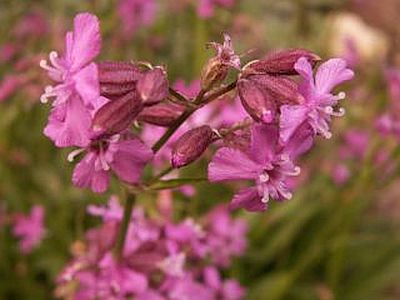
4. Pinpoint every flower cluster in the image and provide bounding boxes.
[55,197,247,300]
[209,51,354,211]
[40,12,354,212]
